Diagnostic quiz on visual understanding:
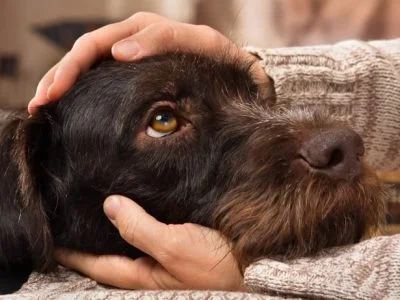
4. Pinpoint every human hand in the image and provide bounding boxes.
[55,195,244,291]
[29,12,268,114]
